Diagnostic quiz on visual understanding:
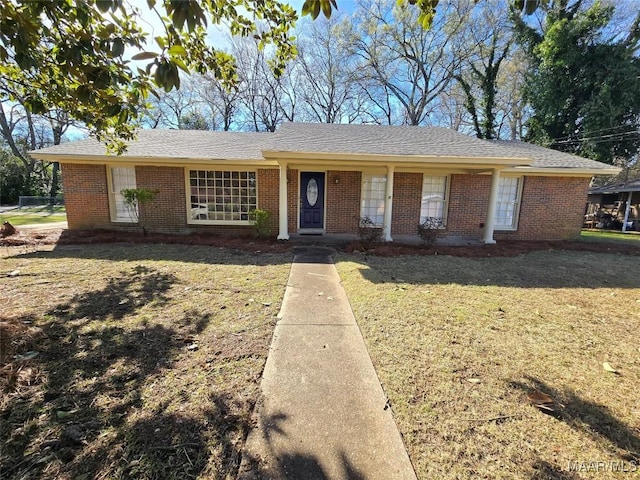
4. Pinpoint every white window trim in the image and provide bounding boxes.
[360,173,387,227]
[107,165,137,223]
[494,176,524,231]
[185,168,258,226]
[420,174,450,228]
